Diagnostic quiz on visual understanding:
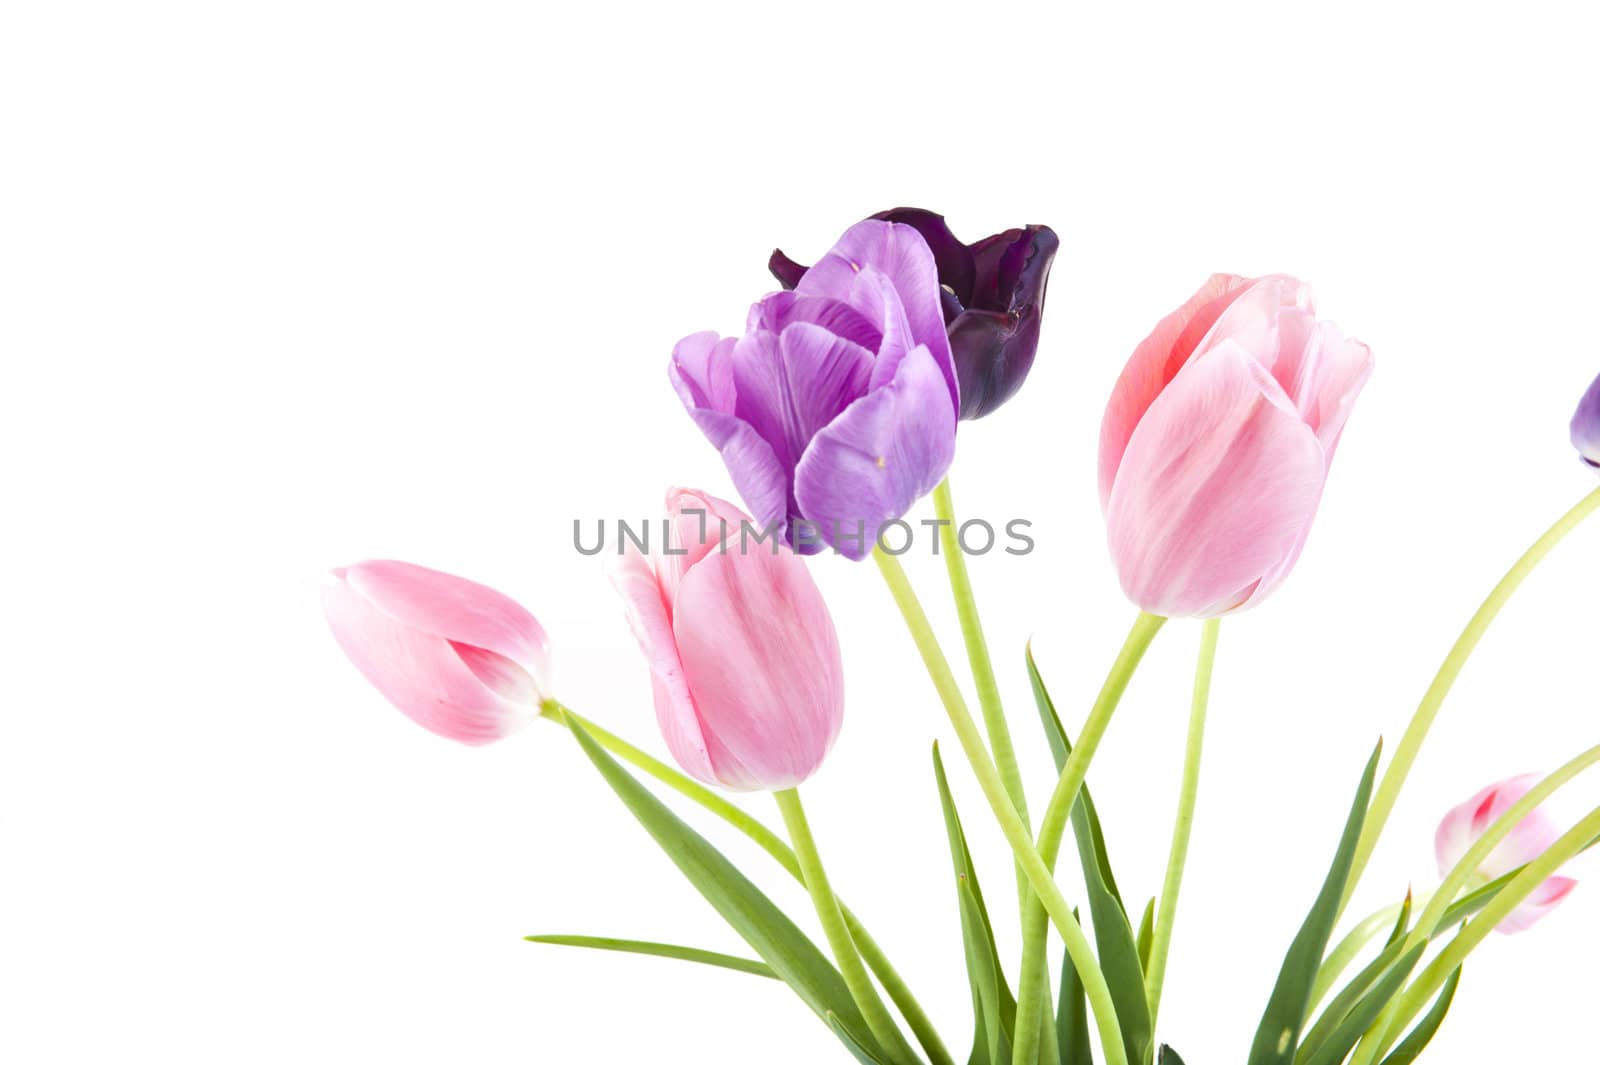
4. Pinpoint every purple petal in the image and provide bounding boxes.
[750,291,883,353]
[869,207,976,311]
[1571,370,1600,469]
[729,322,875,474]
[948,307,1040,420]
[768,249,807,291]
[793,344,957,560]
